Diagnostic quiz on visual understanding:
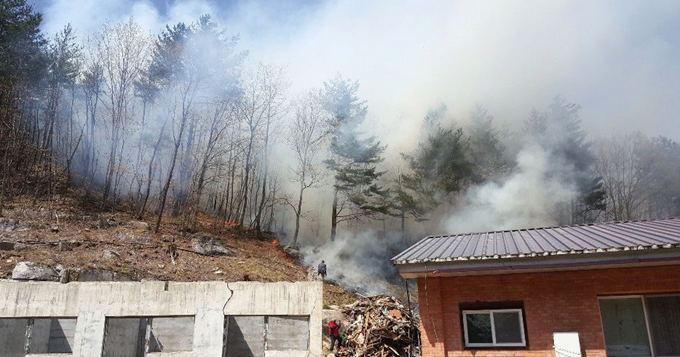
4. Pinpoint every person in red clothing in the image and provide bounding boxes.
[328,319,340,352]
